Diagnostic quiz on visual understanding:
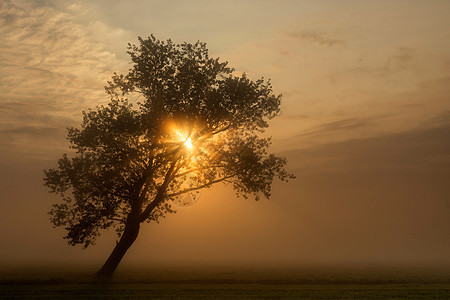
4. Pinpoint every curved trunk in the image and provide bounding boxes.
[96,219,140,278]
